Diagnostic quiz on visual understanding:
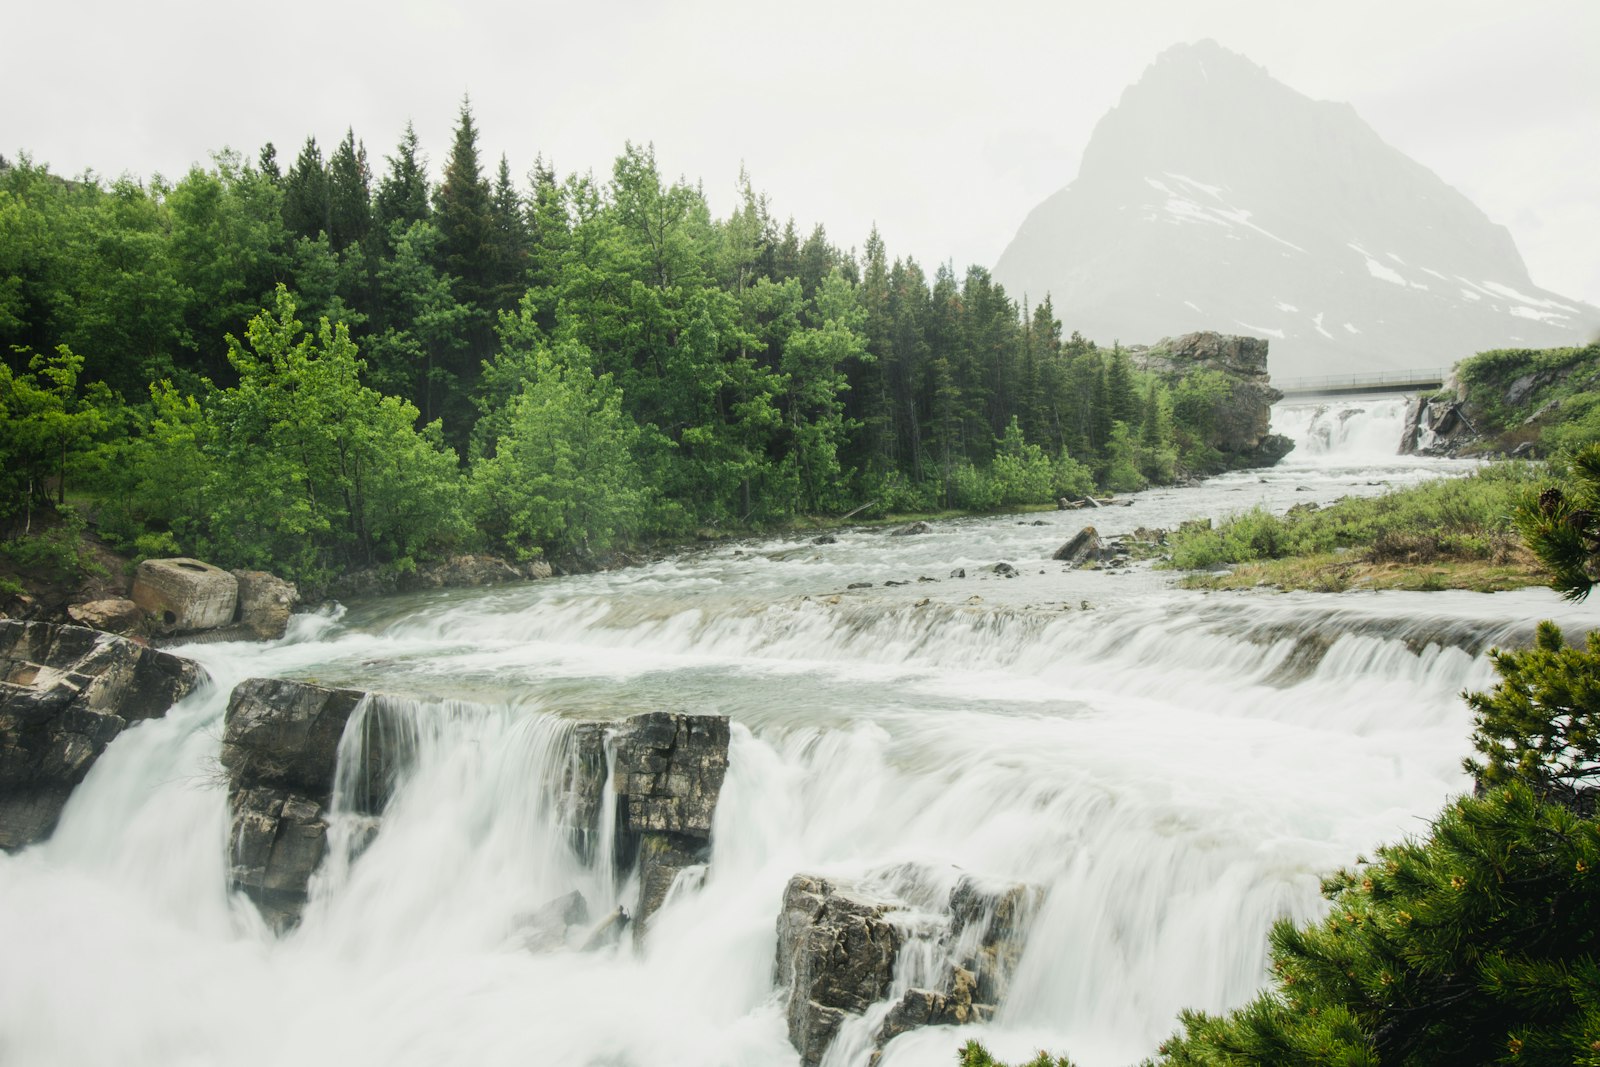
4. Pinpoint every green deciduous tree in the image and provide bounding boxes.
[470,343,645,560]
